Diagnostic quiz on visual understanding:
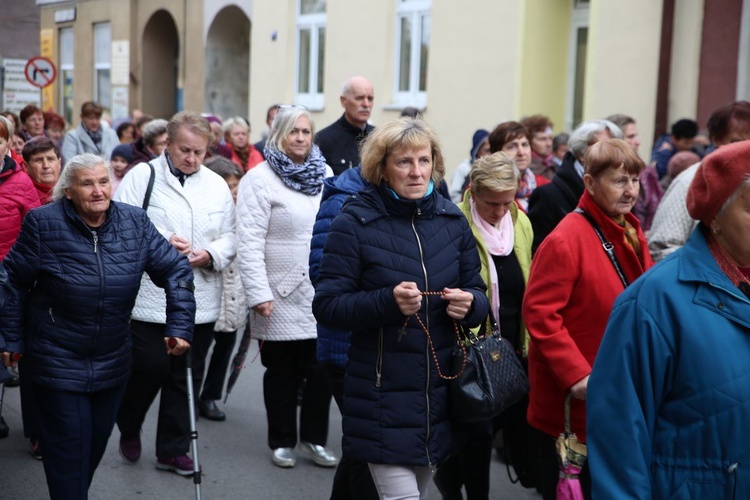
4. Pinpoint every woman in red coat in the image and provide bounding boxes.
[521,139,653,499]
